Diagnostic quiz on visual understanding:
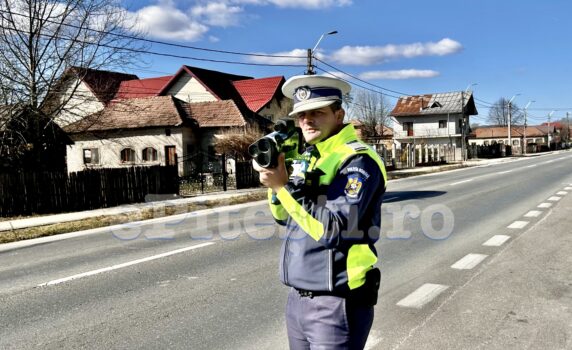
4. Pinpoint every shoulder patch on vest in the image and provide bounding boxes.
[346,140,368,152]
